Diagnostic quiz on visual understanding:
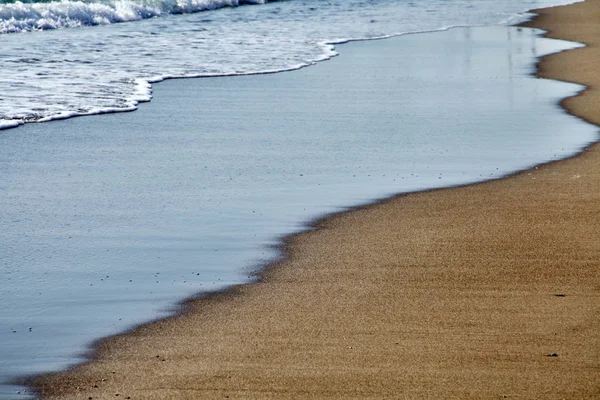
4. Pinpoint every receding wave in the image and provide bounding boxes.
[0,0,268,33]
[0,0,579,130]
